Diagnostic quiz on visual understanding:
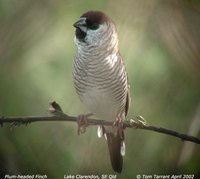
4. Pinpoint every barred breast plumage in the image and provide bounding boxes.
[72,11,130,173]
[73,49,128,121]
